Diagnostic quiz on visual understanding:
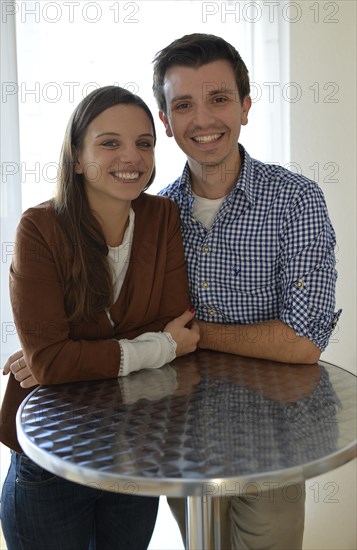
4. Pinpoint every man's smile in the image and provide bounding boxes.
[191,133,224,144]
